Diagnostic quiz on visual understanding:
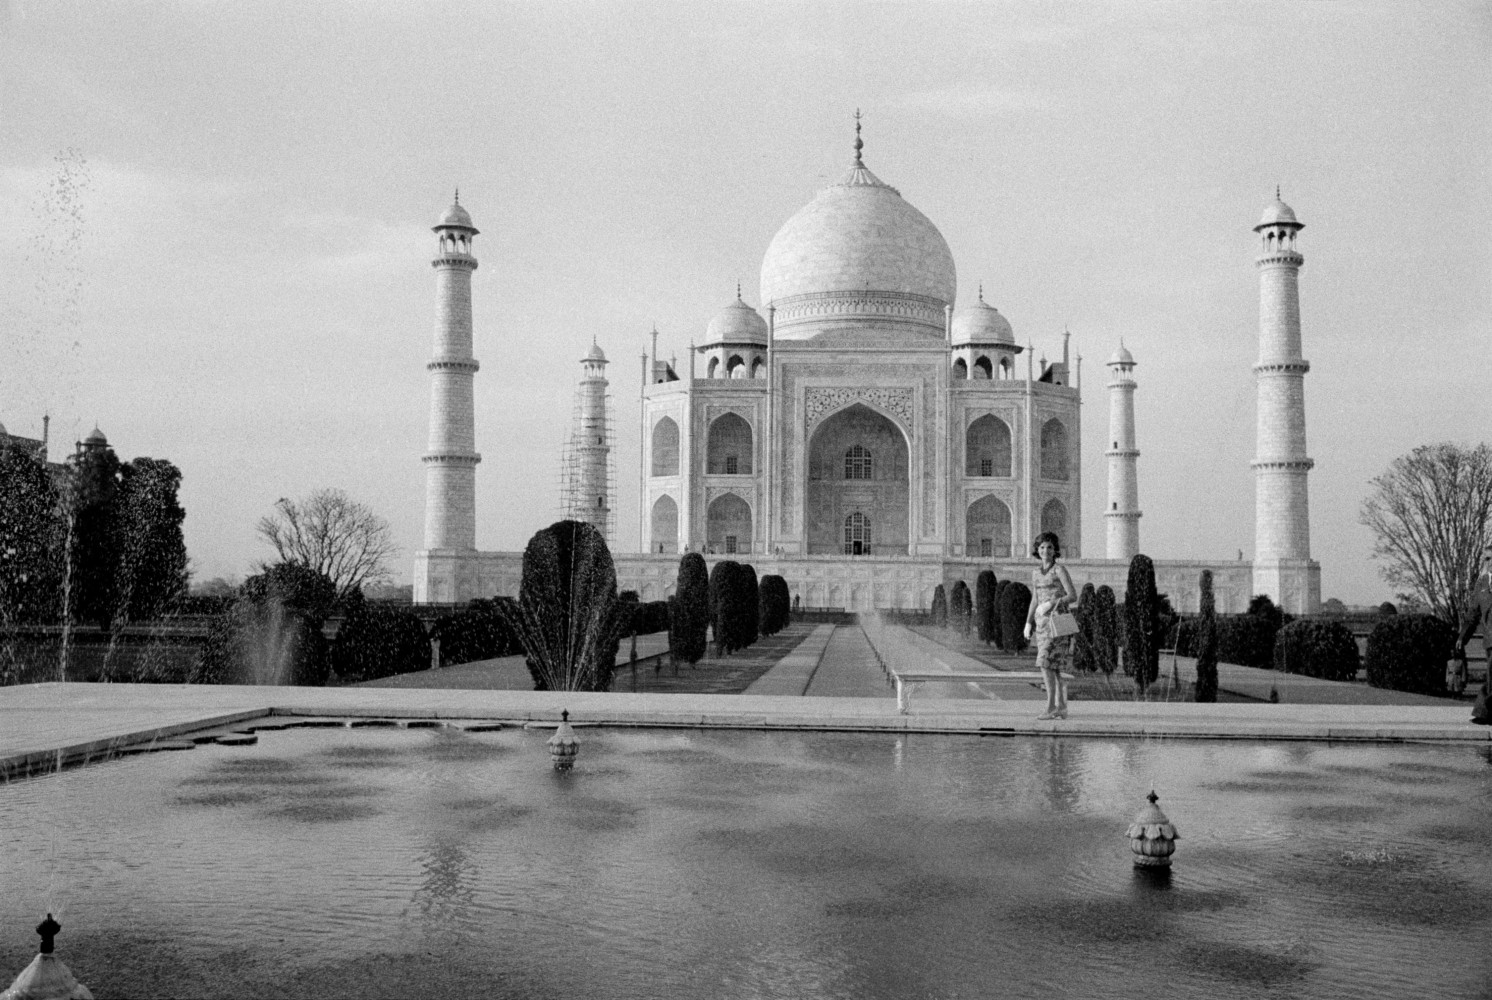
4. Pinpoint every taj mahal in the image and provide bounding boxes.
[412,124,1321,615]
